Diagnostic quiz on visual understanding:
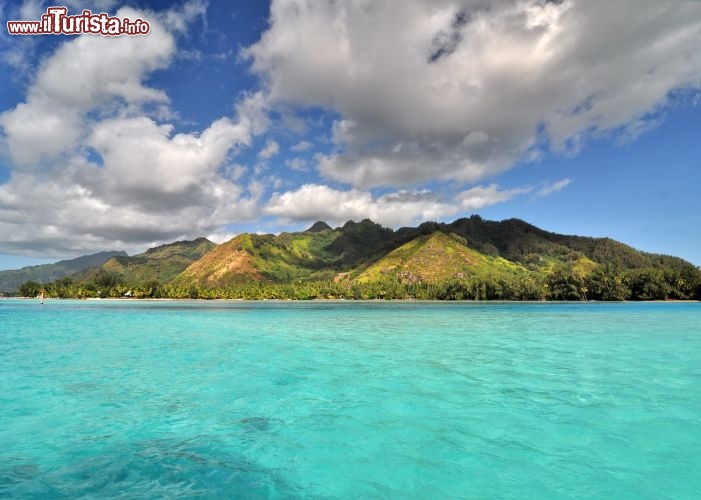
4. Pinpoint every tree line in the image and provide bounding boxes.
[17,265,701,301]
